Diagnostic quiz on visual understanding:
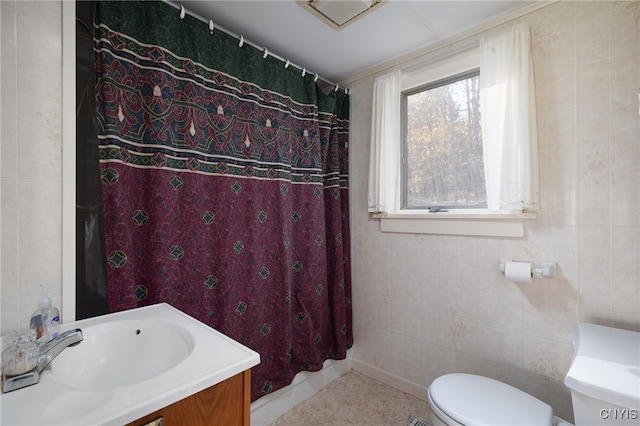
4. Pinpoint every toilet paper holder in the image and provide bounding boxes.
[499,260,557,278]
